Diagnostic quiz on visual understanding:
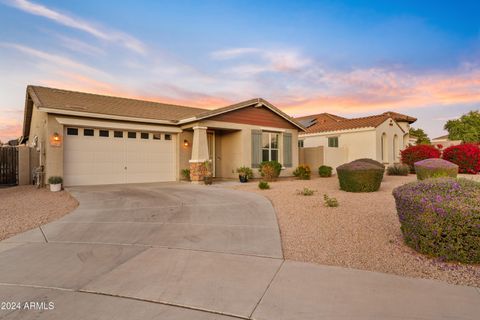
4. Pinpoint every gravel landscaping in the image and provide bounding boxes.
[232,175,480,287]
[0,186,78,241]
